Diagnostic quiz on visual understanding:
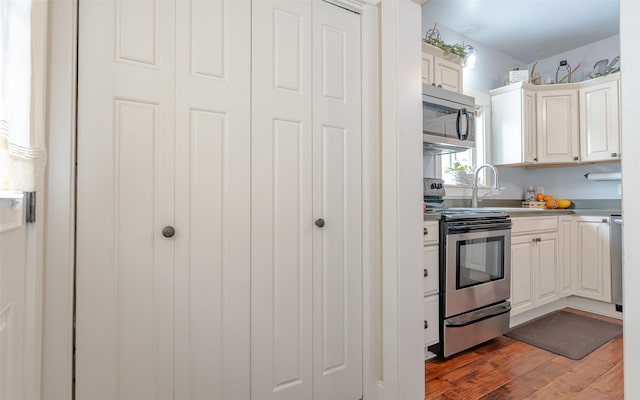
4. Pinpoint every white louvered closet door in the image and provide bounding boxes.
[76,0,251,399]
[251,1,363,399]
